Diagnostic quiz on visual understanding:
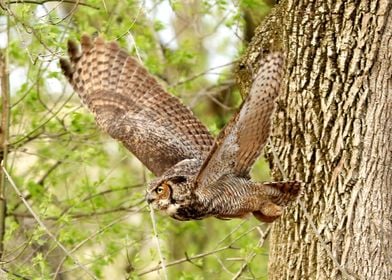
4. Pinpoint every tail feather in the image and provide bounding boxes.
[262,180,302,206]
